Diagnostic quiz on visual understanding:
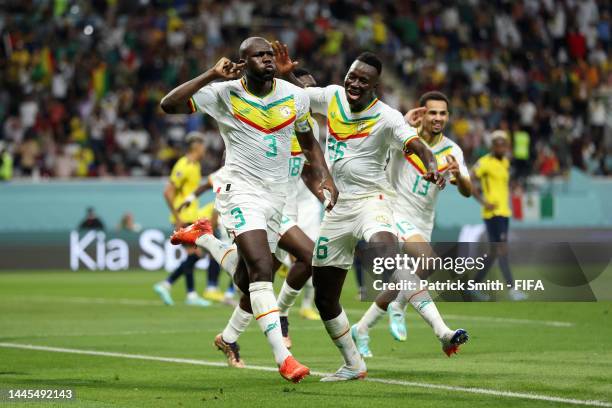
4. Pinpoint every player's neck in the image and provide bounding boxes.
[349,95,376,112]
[186,152,198,162]
[243,75,274,97]
[419,129,441,146]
